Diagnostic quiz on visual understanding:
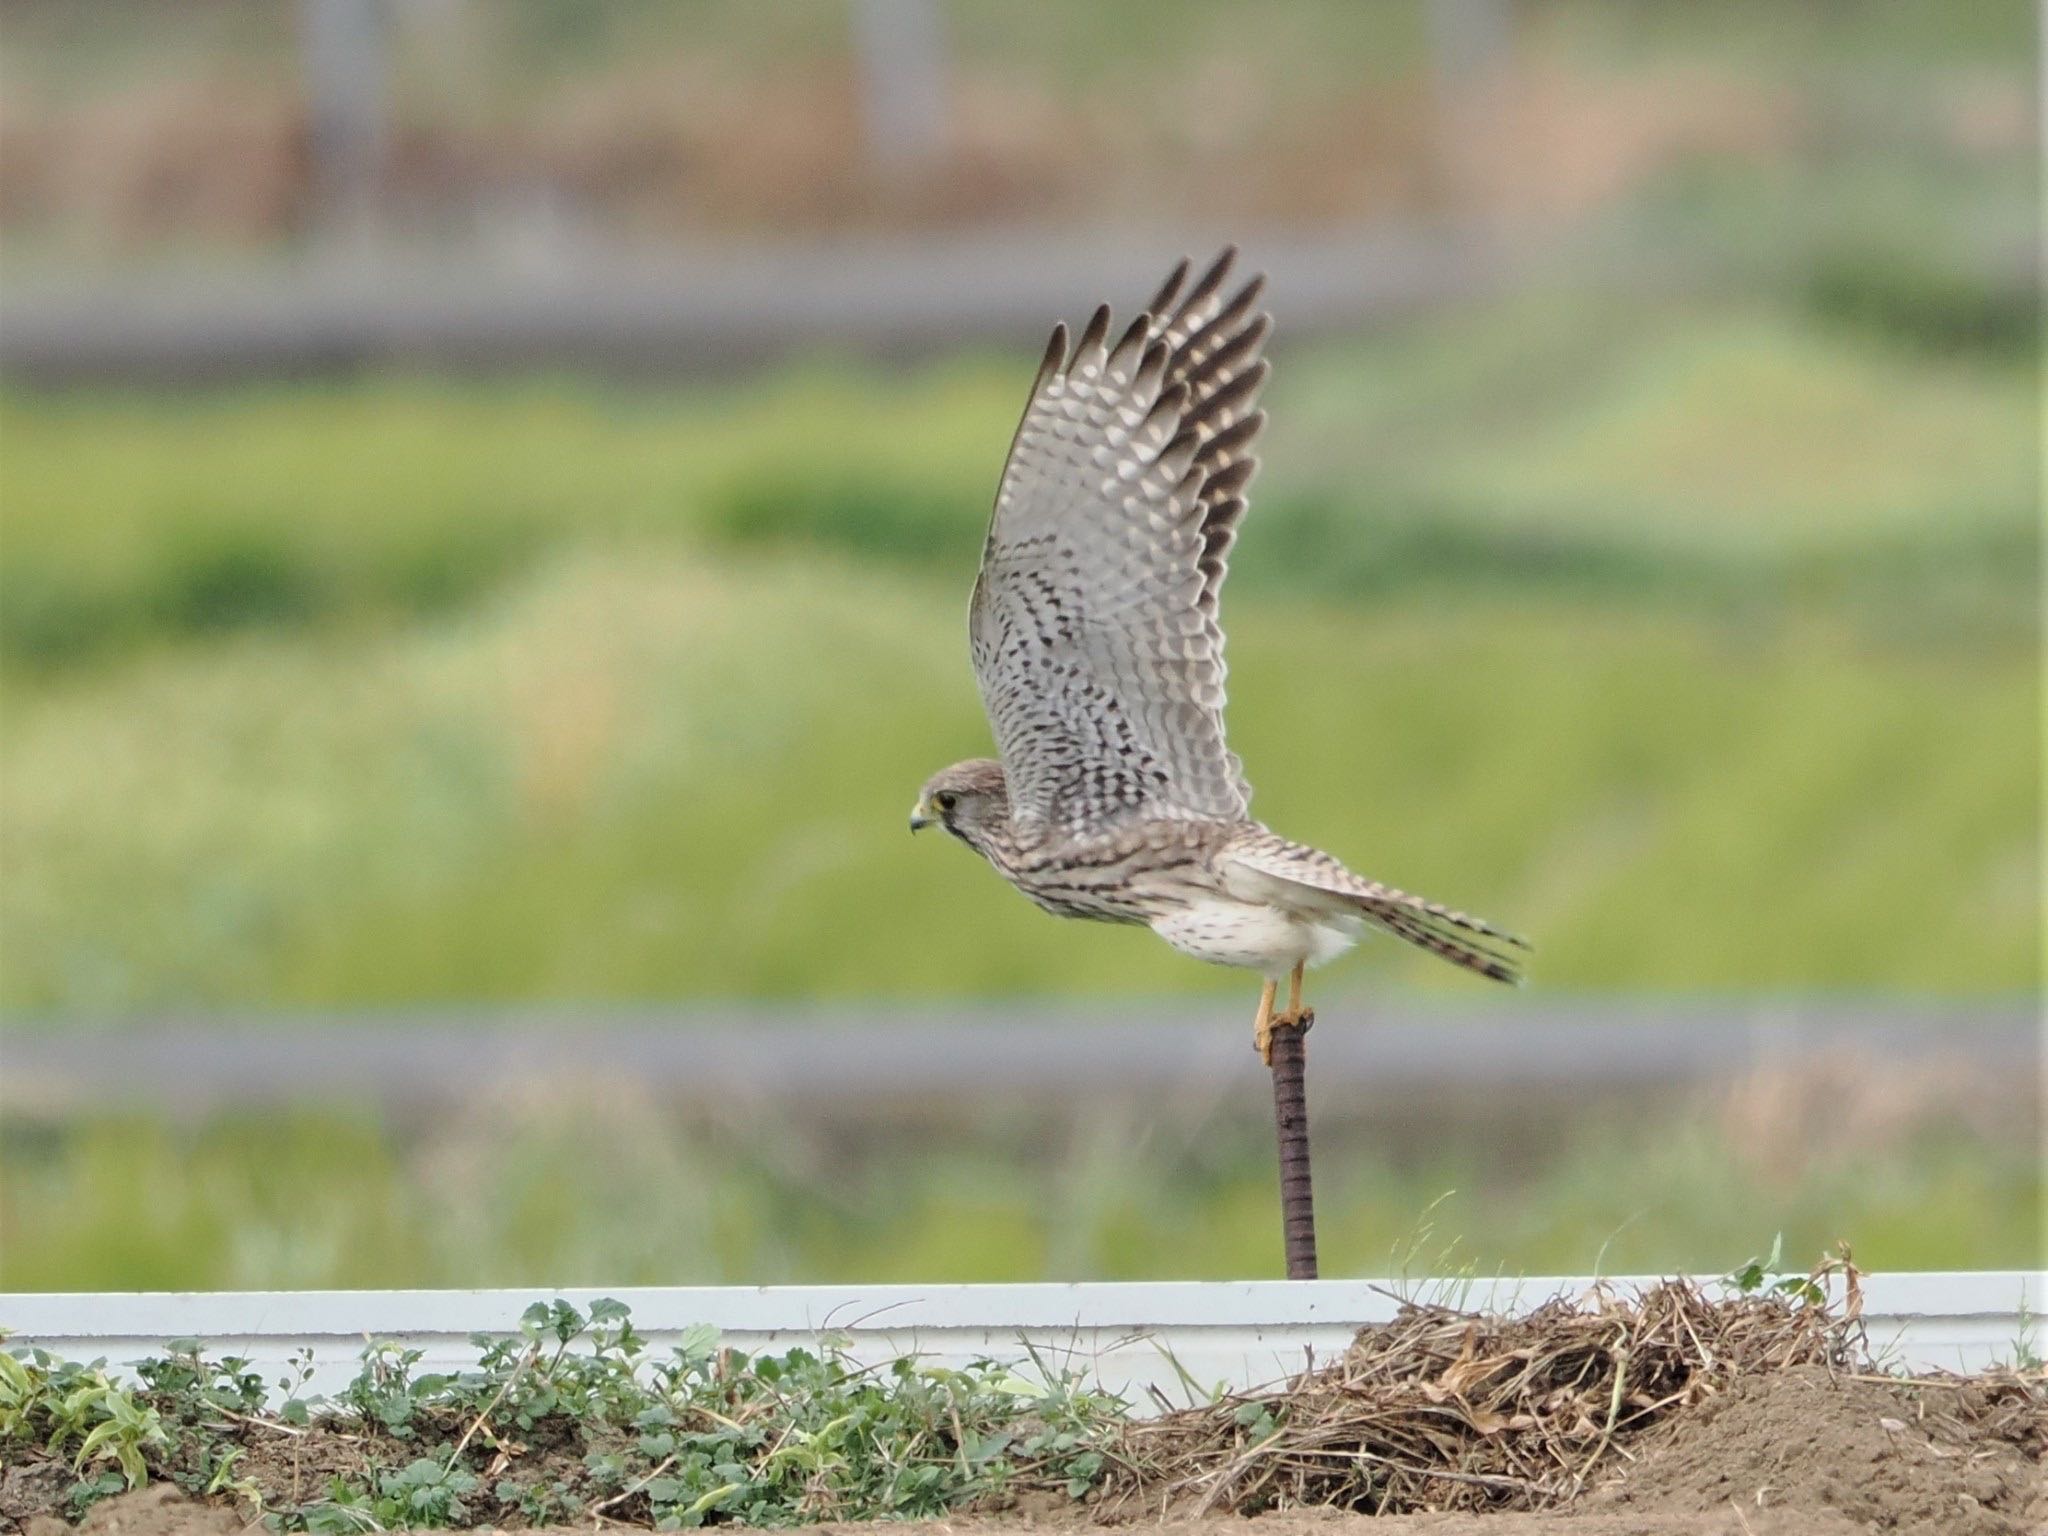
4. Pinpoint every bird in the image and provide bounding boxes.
[910,248,1528,1061]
